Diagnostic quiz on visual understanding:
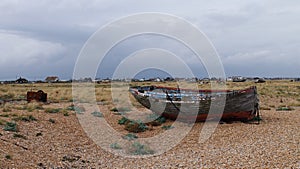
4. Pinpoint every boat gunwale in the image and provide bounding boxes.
[130,85,257,94]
